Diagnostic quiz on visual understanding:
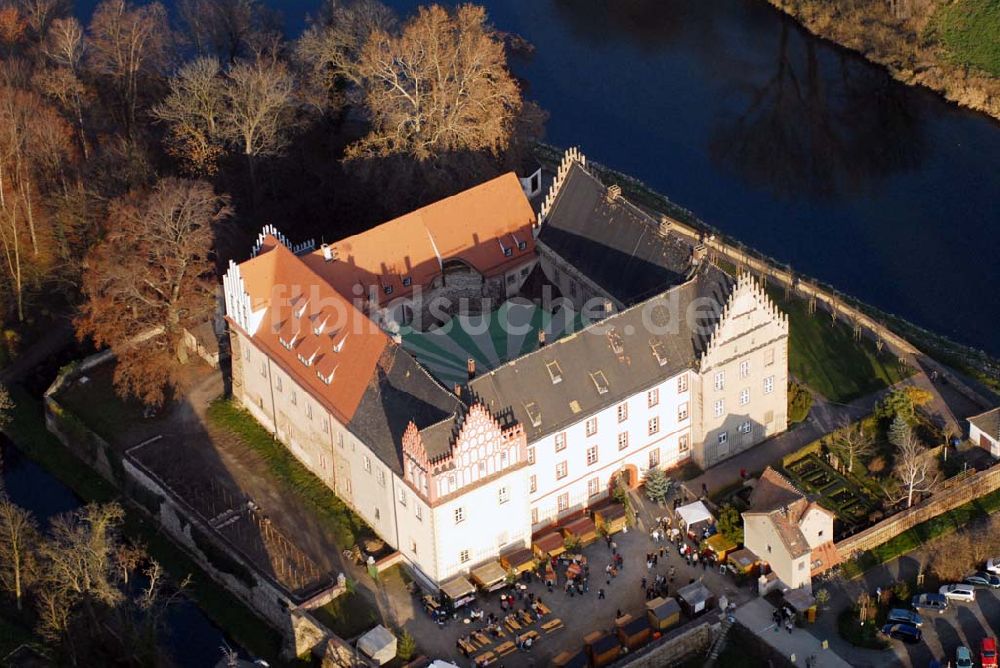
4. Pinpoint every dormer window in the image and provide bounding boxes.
[383,285,393,295]
[590,370,609,395]
[402,276,412,287]
[278,331,299,350]
[293,298,308,319]
[524,402,542,427]
[313,315,329,336]
[498,238,512,257]
[650,340,668,366]
[518,240,527,251]
[317,366,336,385]
[333,333,347,353]
[297,350,317,367]
[545,360,563,384]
